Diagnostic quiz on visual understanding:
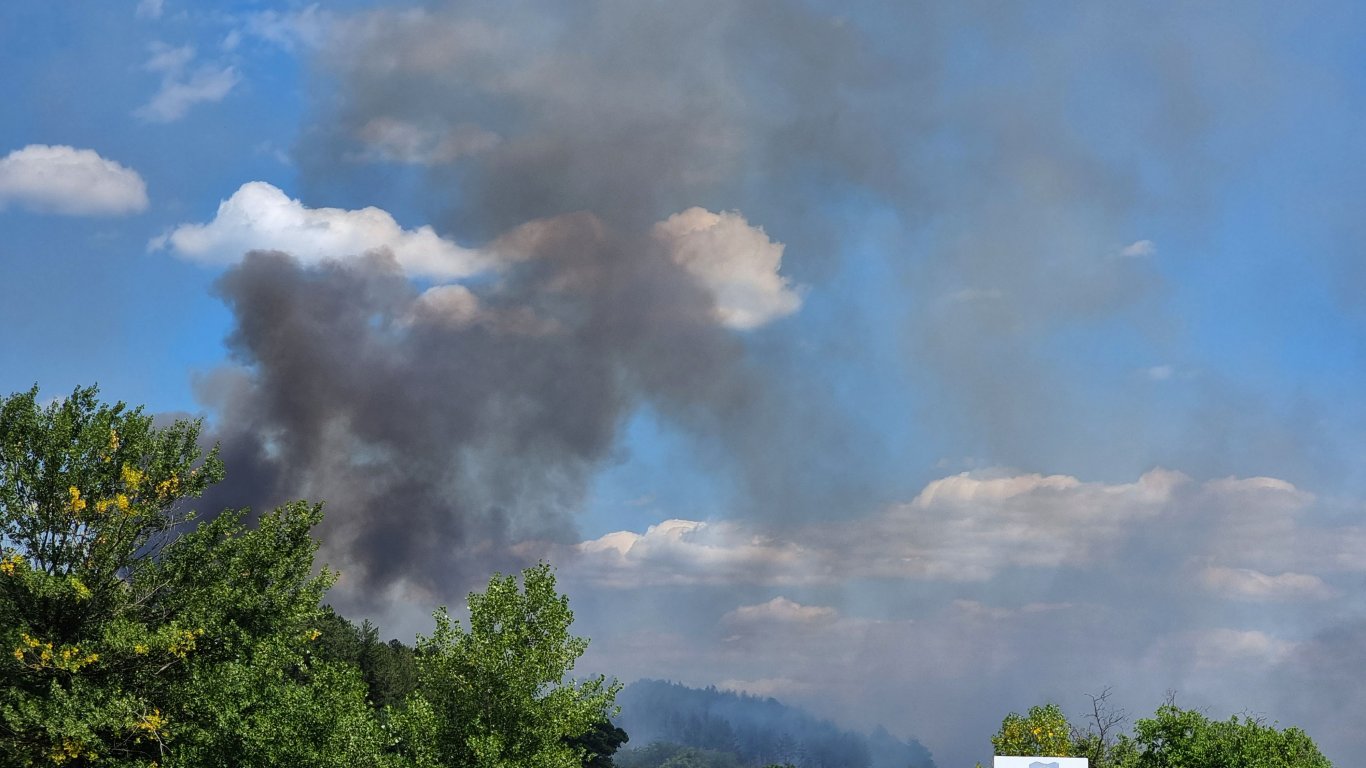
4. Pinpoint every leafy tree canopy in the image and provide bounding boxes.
[0,385,390,767]
[985,696,1332,768]
[1,385,619,768]
[991,703,1072,759]
[1132,703,1331,768]
[413,563,621,768]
